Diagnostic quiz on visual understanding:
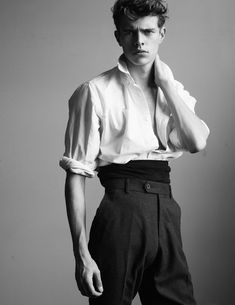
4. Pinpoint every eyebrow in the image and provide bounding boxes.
[123,27,156,31]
